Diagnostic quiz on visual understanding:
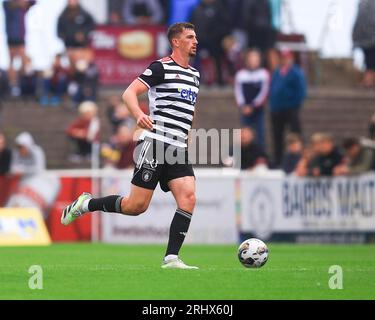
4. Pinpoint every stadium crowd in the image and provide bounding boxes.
[0,0,374,175]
